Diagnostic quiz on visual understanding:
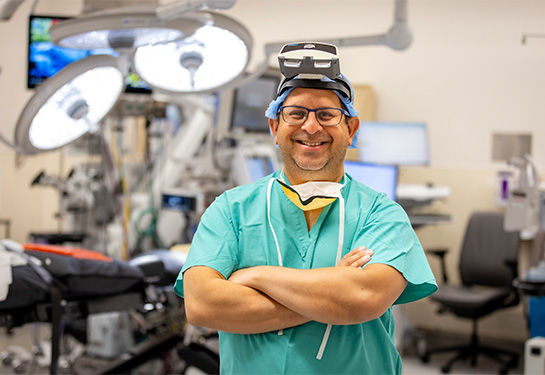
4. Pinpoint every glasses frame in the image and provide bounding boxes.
[278,105,348,127]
